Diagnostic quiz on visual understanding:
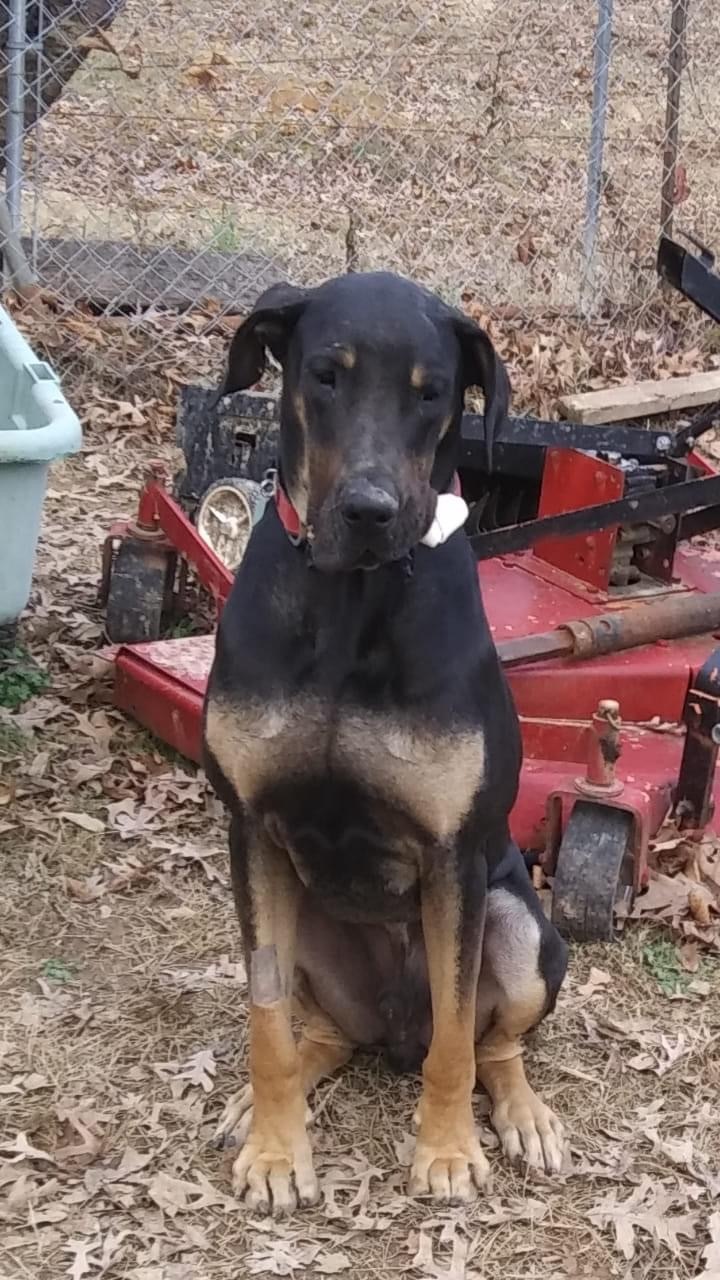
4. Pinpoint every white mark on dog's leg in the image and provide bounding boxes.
[251,944,284,1005]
